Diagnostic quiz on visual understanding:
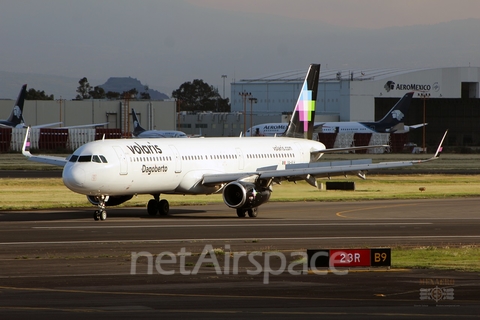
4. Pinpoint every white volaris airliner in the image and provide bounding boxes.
[22,64,446,221]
